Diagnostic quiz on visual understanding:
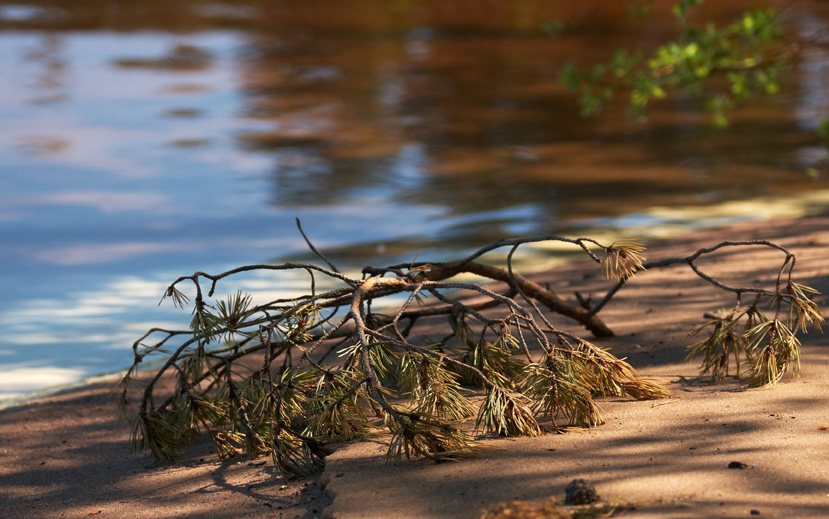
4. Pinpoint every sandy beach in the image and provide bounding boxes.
[2,213,828,519]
